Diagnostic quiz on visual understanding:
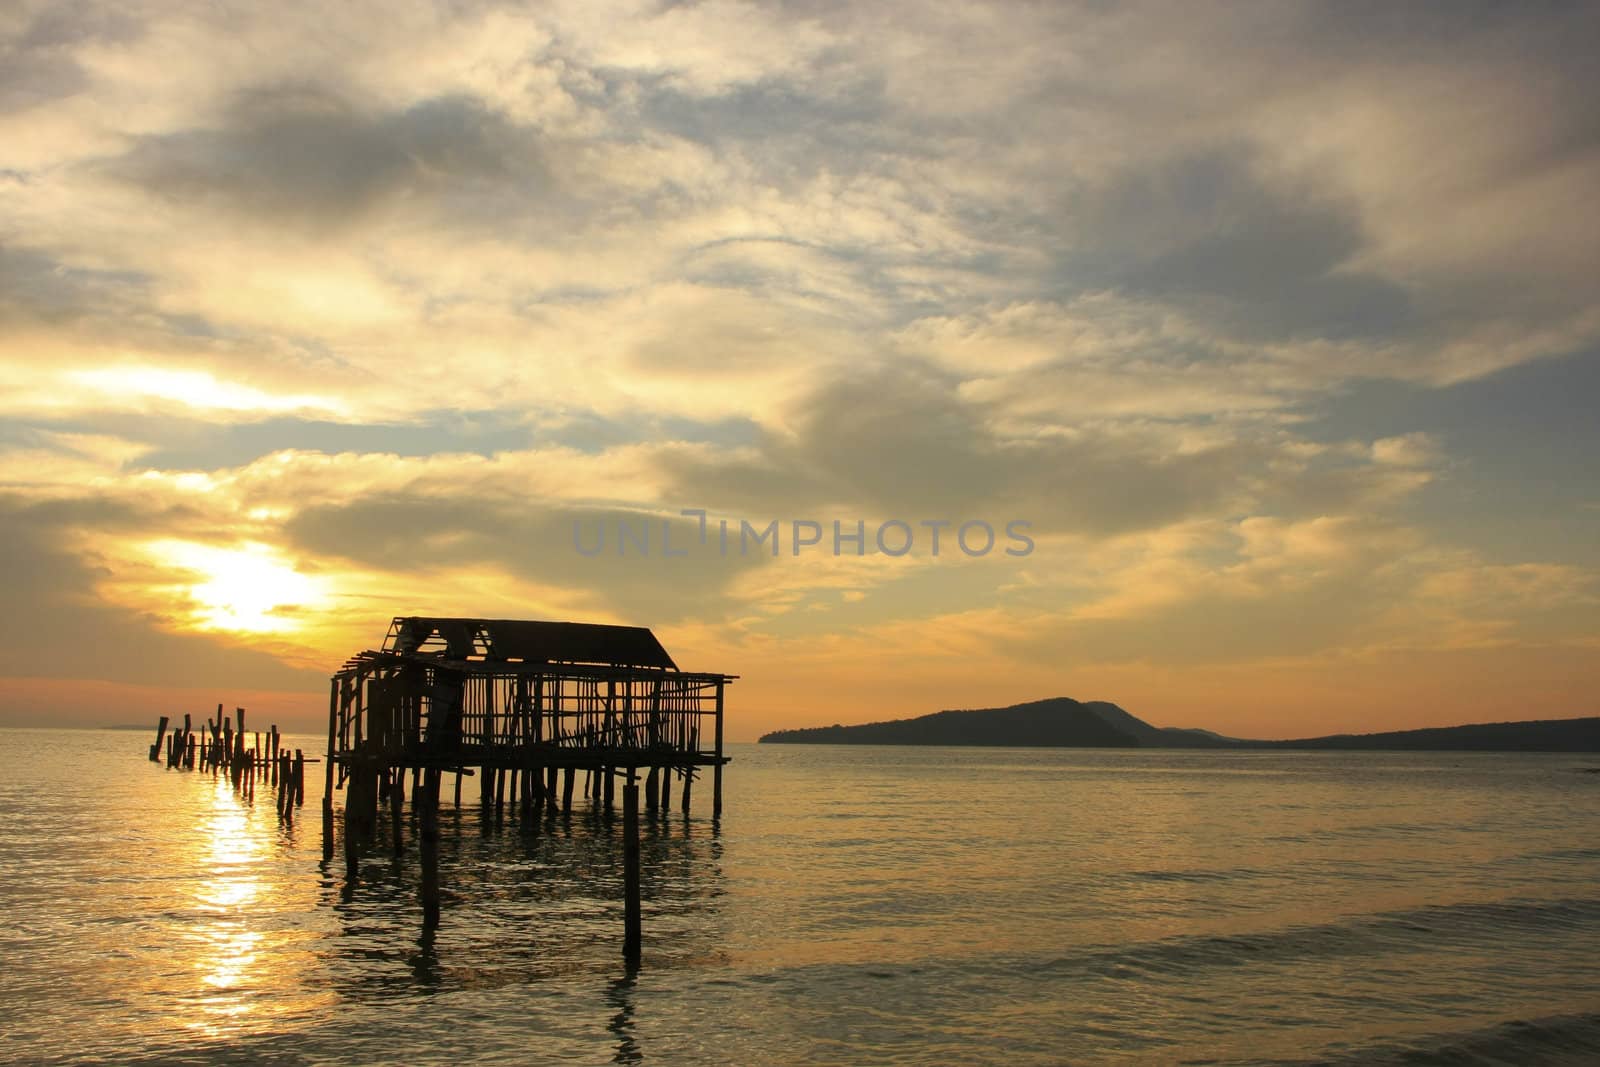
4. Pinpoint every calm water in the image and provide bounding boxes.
[2,729,1599,1065]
